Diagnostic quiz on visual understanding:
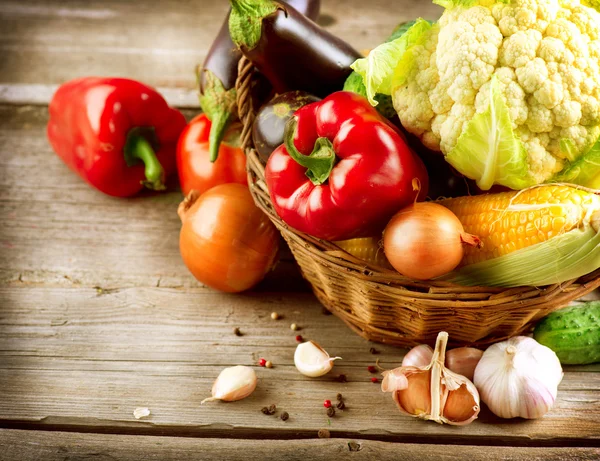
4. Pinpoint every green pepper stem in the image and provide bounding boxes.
[284,117,336,186]
[124,135,165,191]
